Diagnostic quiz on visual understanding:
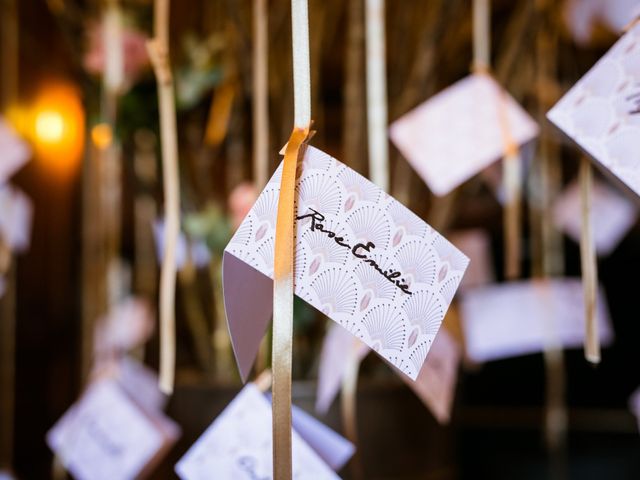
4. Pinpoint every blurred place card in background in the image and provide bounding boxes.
[548,22,640,198]
[554,180,637,256]
[224,146,469,382]
[175,384,350,479]
[0,117,30,183]
[460,279,614,363]
[564,0,640,45]
[47,379,179,480]
[389,74,539,196]
[153,219,211,269]
[398,327,461,424]
[0,184,33,253]
[628,386,640,432]
[316,322,369,414]
[316,322,461,424]
[449,230,494,291]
